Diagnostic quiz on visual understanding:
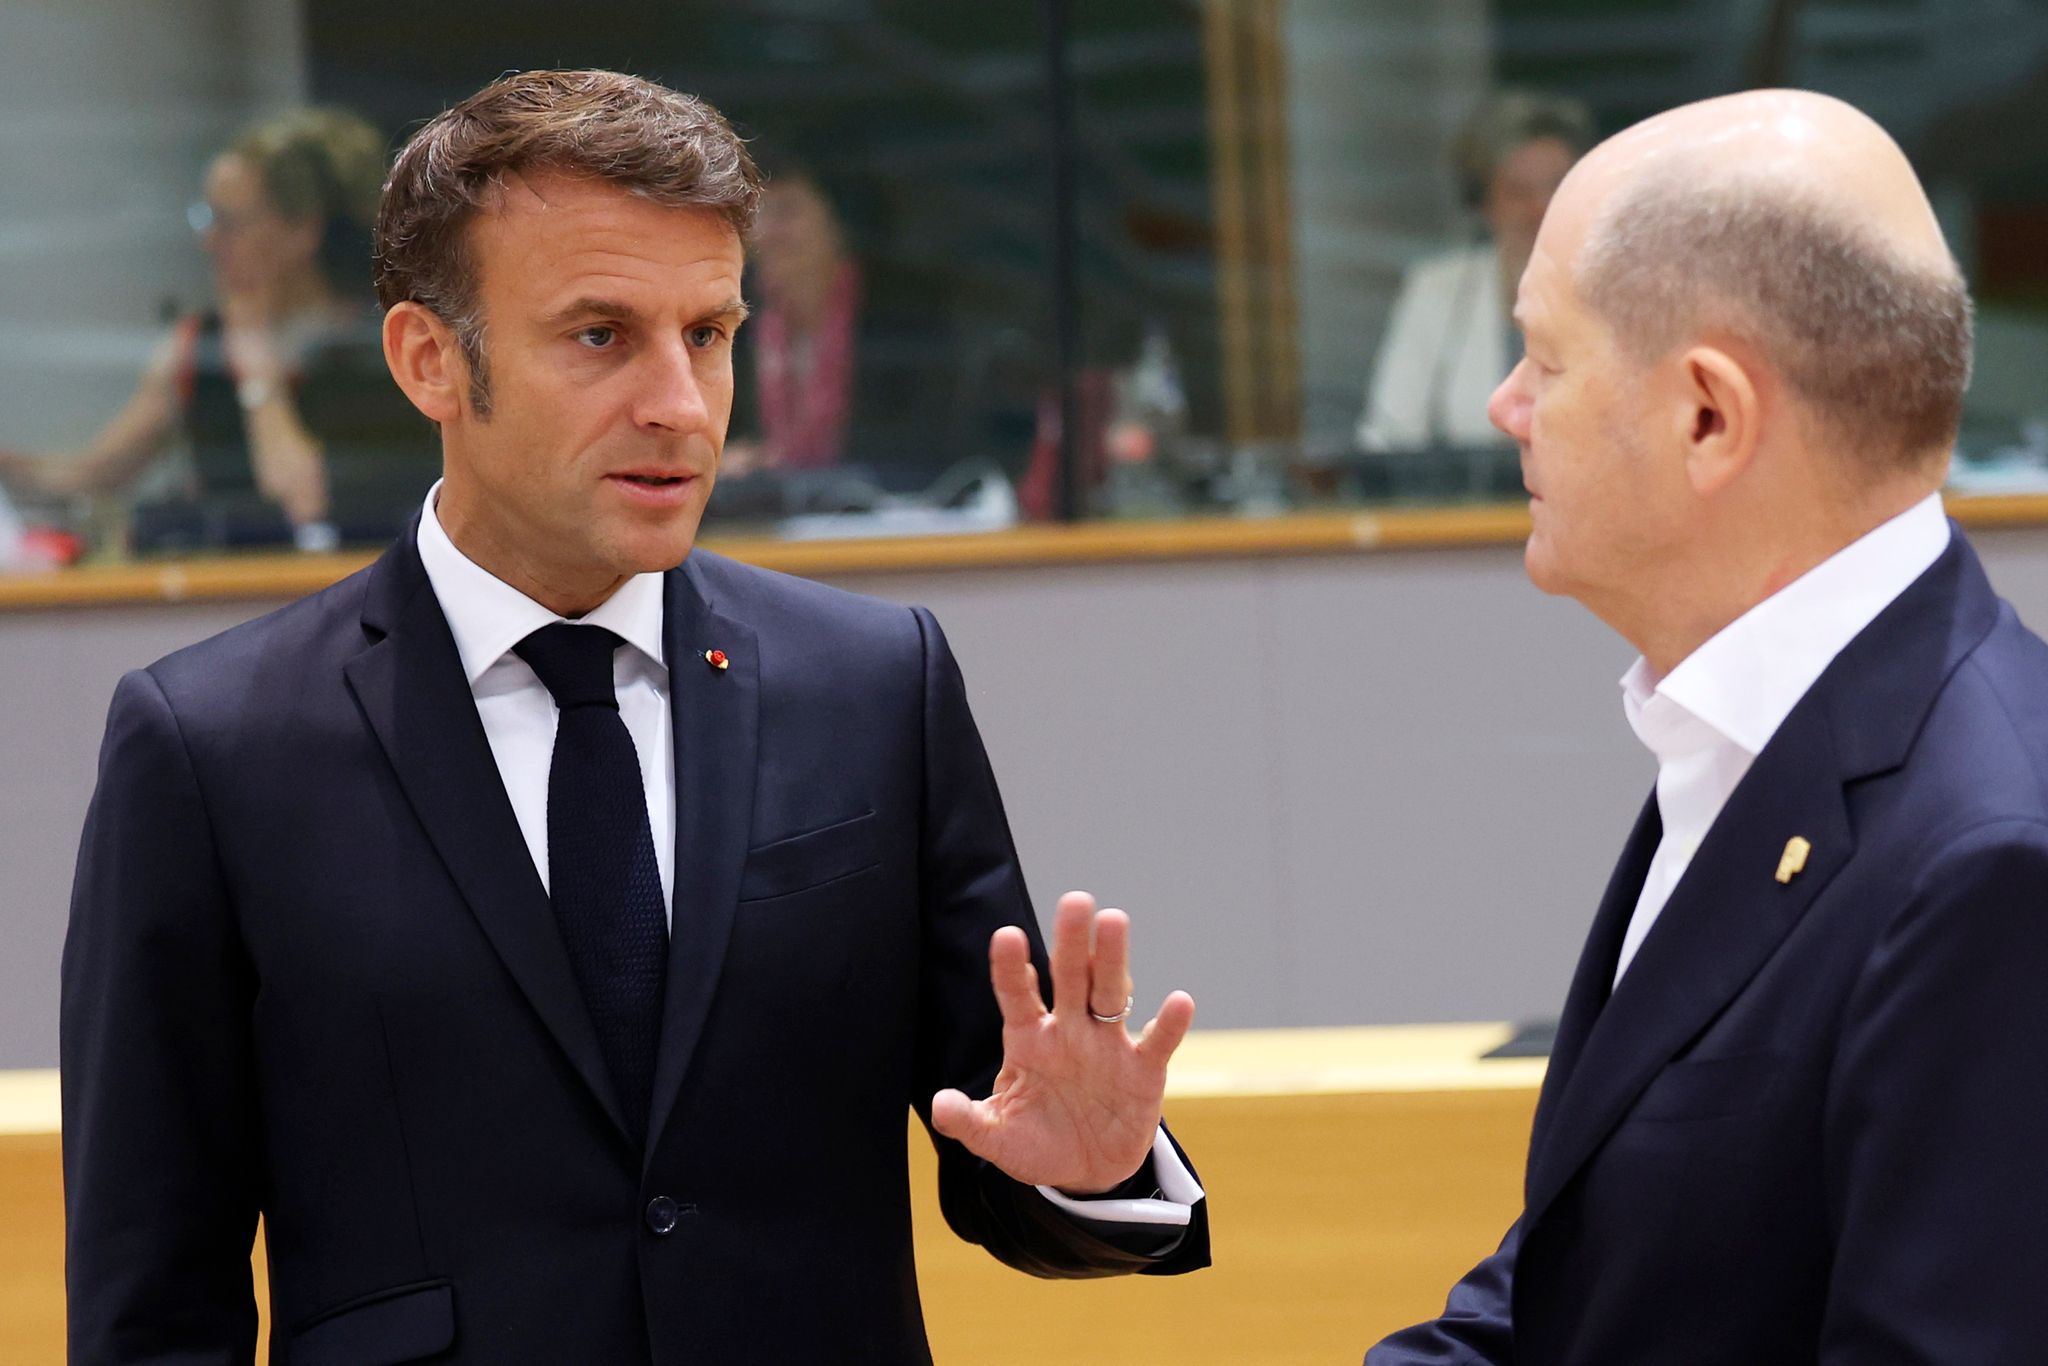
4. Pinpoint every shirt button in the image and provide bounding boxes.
[645,1196,680,1234]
